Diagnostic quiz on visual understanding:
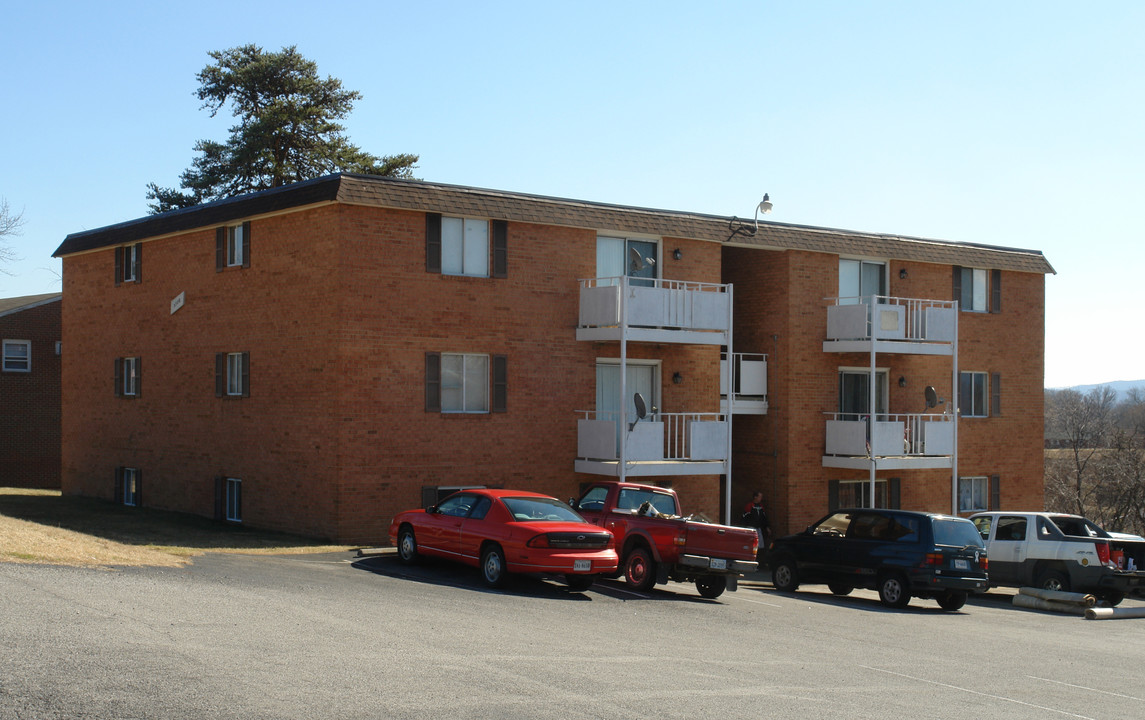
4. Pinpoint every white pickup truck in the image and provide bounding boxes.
[969,511,1145,605]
